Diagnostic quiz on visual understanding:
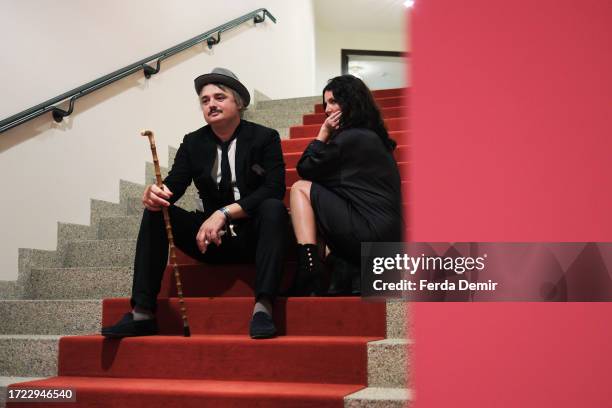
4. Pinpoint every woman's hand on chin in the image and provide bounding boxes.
[317,111,341,142]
